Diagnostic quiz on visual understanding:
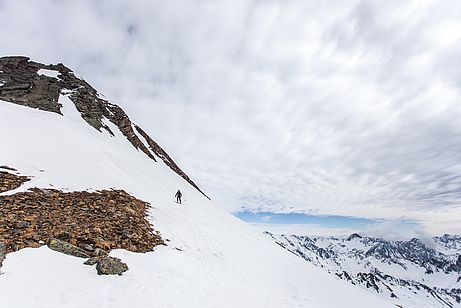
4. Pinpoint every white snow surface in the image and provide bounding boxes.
[0,97,391,308]
[37,68,60,78]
